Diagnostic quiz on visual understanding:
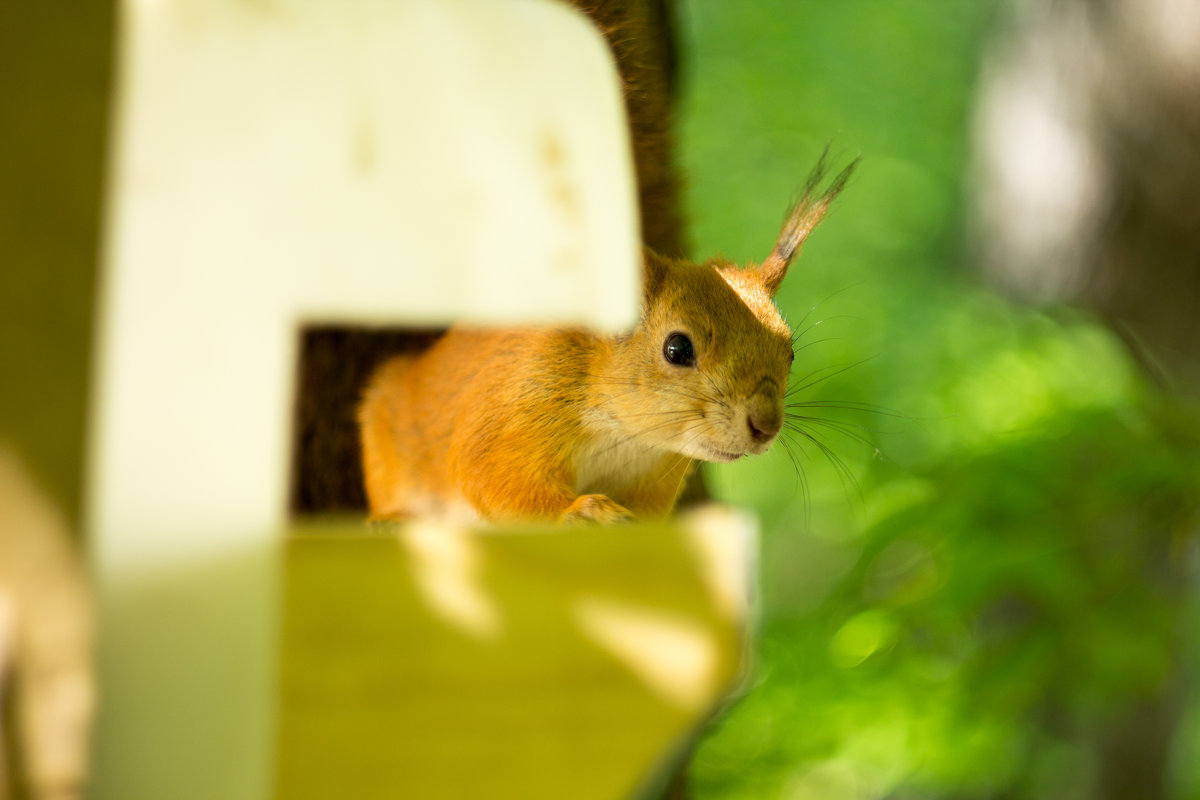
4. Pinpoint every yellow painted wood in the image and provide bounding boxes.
[276,521,746,800]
